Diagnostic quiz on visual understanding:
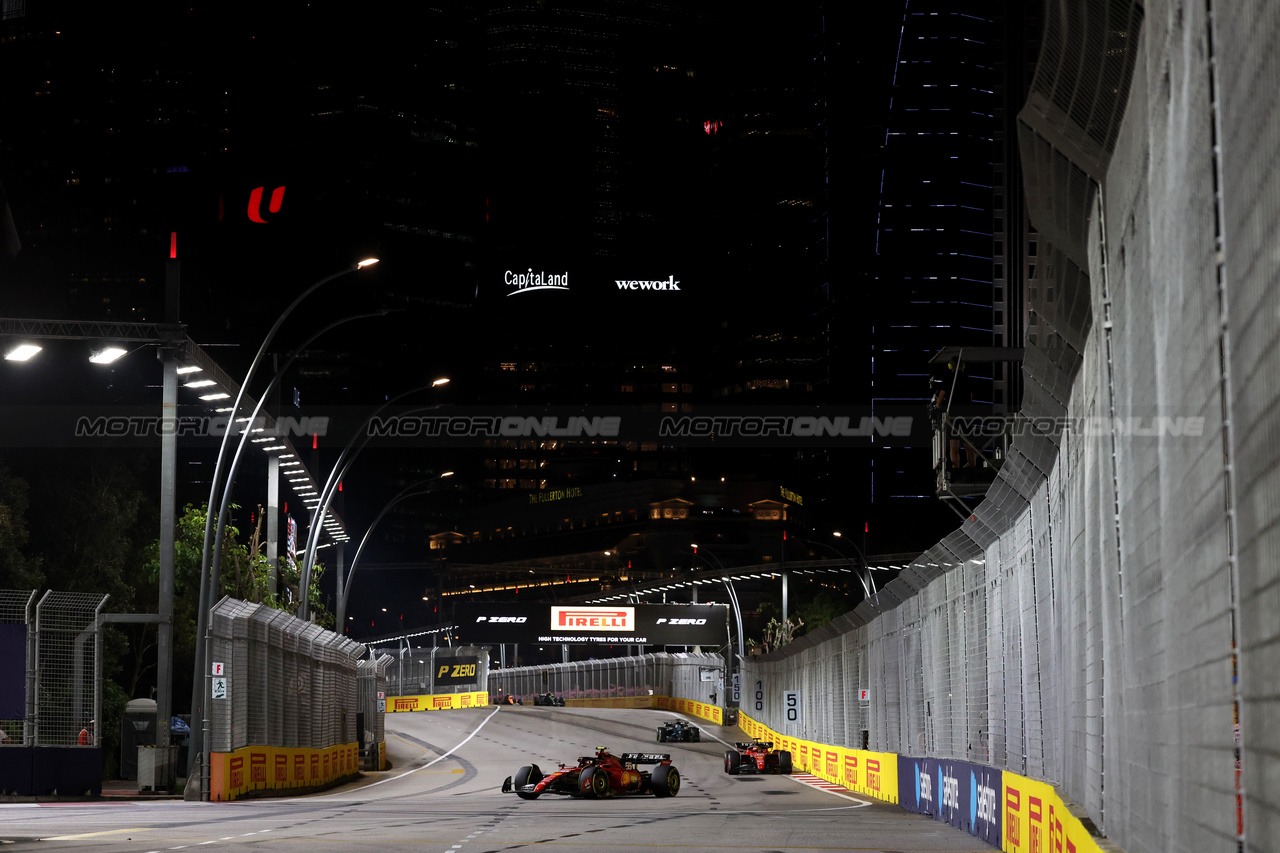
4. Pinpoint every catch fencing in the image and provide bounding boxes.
[356,654,391,770]
[204,597,365,755]
[0,589,108,747]
[373,645,489,698]
[746,0,1280,851]
[488,652,723,706]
